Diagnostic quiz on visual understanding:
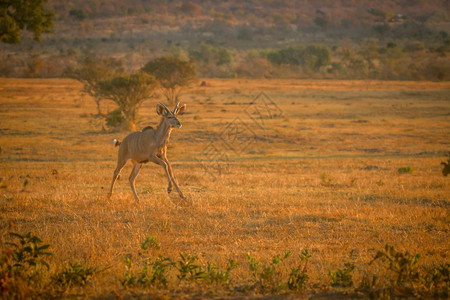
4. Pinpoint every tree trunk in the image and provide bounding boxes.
[129,120,137,131]
[94,98,103,116]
